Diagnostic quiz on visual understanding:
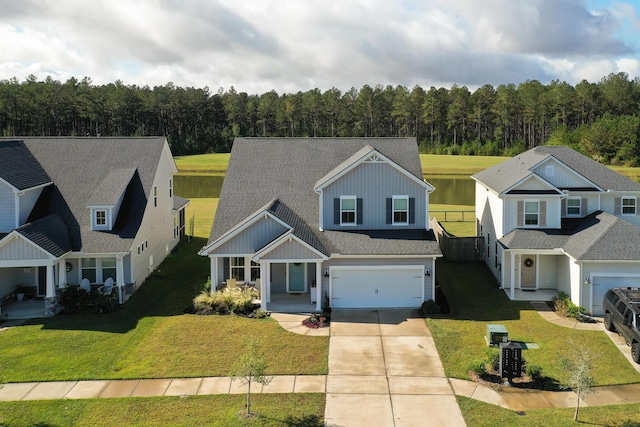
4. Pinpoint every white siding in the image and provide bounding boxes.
[556,256,571,295]
[0,236,50,260]
[512,176,552,191]
[532,159,594,189]
[538,255,558,288]
[260,239,322,260]
[214,217,288,255]
[18,187,44,226]
[504,196,561,233]
[601,194,640,228]
[0,181,16,232]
